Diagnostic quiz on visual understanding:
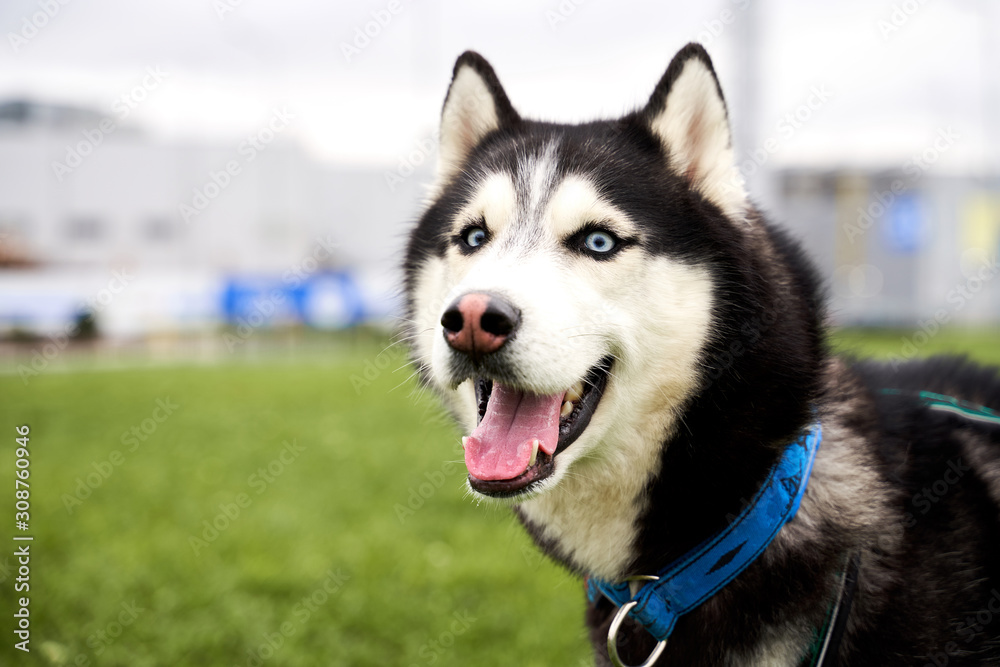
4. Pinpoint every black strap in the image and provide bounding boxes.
[799,551,861,667]
[819,552,861,665]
